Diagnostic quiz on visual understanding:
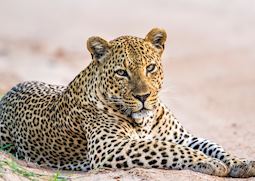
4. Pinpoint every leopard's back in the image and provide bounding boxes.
[0,81,65,147]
